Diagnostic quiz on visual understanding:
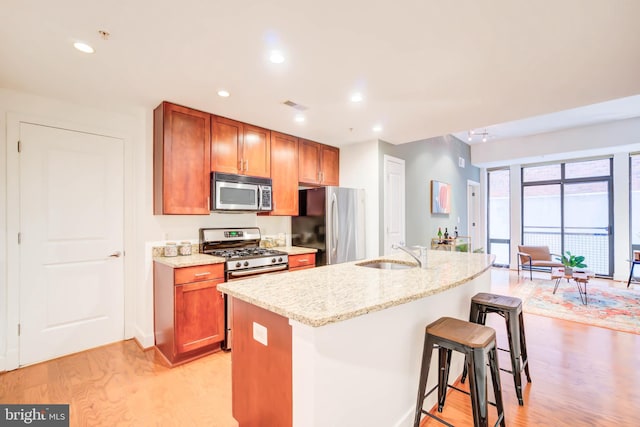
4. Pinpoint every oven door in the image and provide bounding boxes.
[223,264,288,351]
[227,264,288,281]
[215,180,259,211]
